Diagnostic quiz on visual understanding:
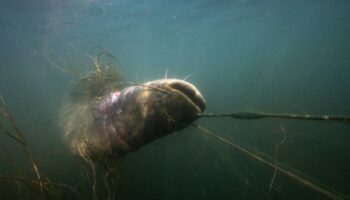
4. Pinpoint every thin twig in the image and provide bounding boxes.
[194,124,344,200]
[269,125,287,191]
[88,159,98,200]
[0,95,44,198]
[0,176,86,200]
